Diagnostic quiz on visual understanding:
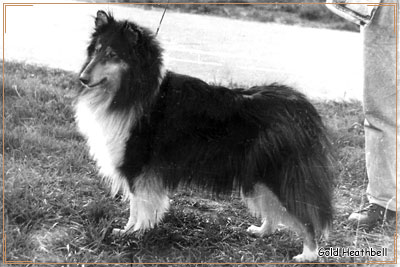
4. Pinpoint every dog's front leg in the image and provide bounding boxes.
[128,188,170,233]
[112,177,170,236]
[112,192,138,236]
